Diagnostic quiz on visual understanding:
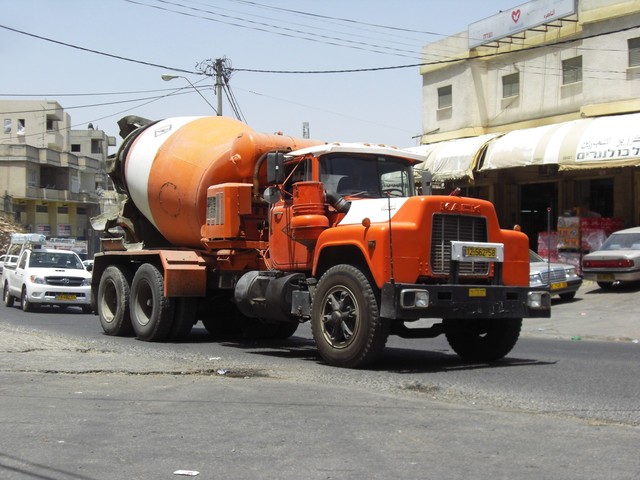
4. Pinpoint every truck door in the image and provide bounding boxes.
[269,159,316,270]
